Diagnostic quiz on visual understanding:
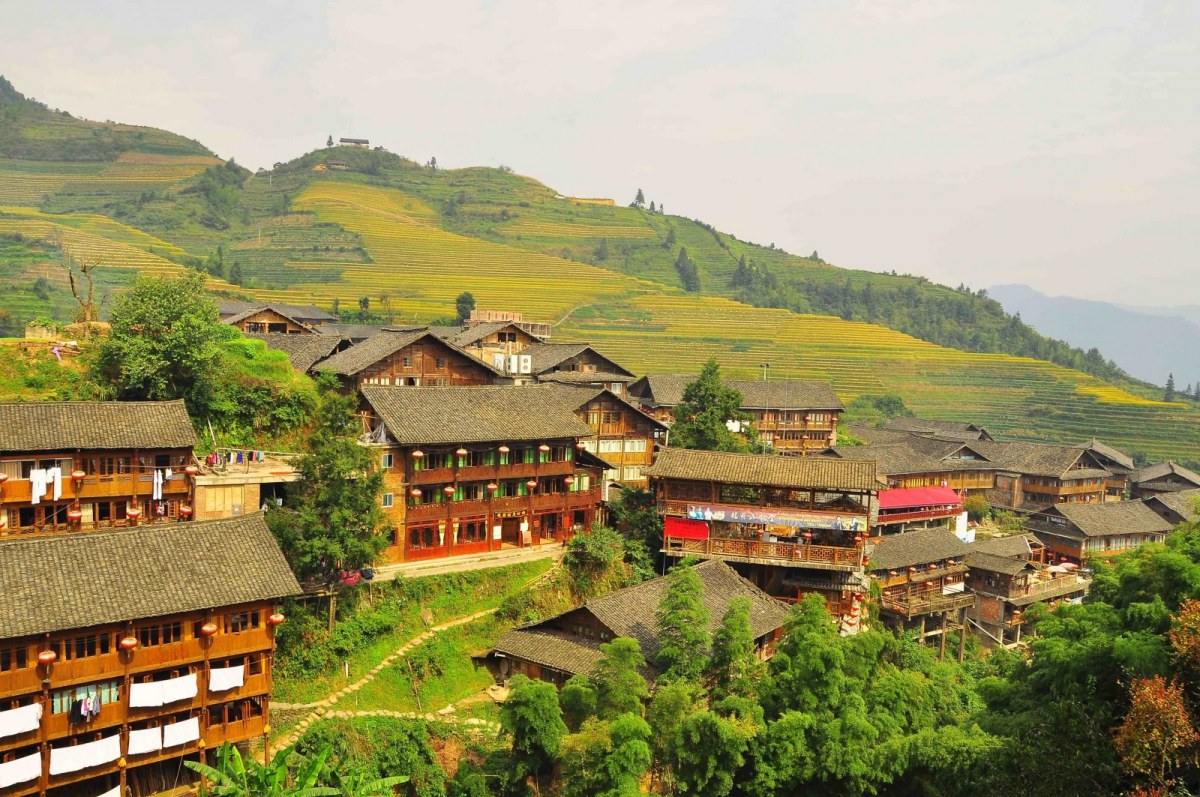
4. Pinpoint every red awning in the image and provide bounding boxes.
[664,517,709,540]
[878,486,963,511]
